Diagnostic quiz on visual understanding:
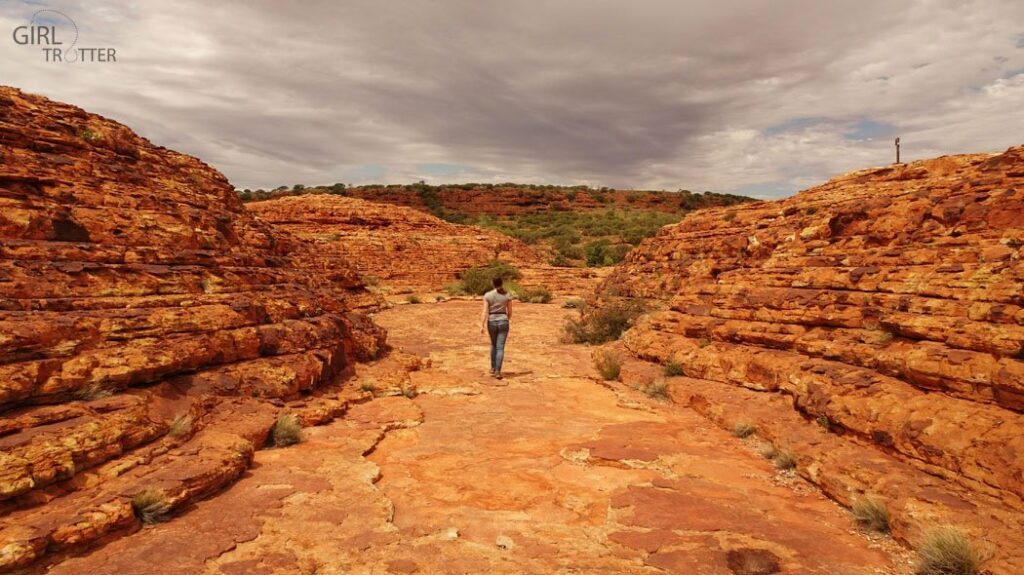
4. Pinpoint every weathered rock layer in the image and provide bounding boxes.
[0,86,384,570]
[250,194,609,295]
[598,148,1024,503]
